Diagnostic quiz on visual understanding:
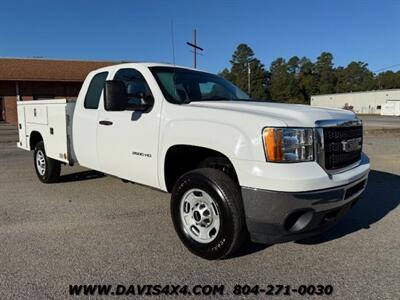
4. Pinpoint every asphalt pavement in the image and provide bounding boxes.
[0,132,399,299]
[358,115,400,129]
